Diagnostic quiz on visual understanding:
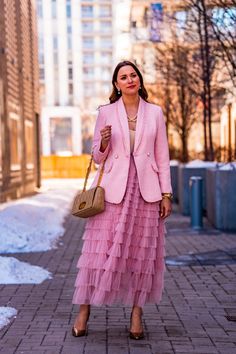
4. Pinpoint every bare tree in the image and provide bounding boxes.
[209,0,236,87]
[148,0,233,161]
[185,0,236,161]
[184,0,217,160]
[150,40,198,162]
